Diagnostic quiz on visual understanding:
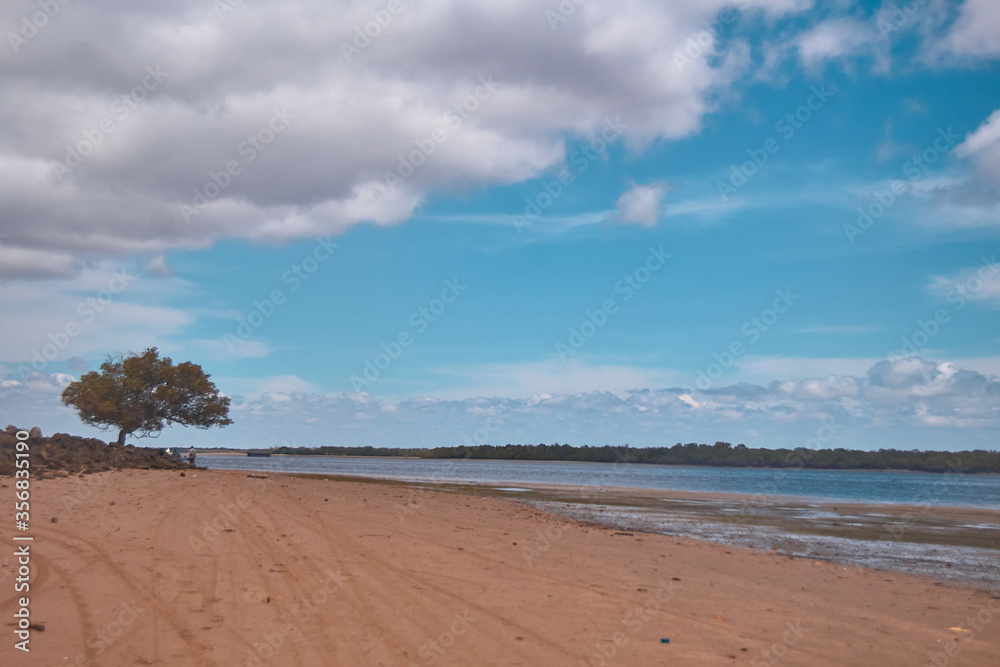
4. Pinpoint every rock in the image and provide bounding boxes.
[29,426,42,438]
[5,425,18,434]
[1,430,191,474]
